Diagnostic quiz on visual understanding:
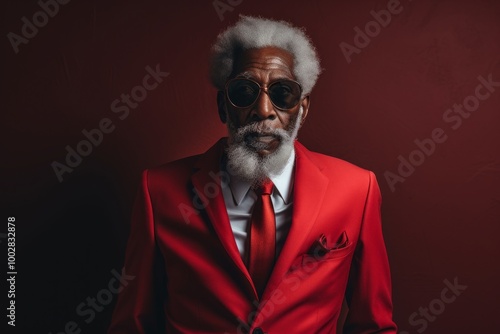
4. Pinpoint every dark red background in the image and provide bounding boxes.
[2,0,500,333]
